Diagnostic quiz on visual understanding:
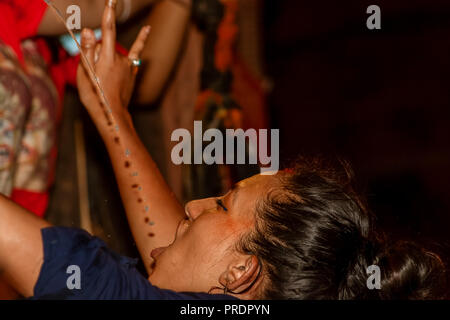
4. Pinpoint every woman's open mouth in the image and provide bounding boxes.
[150,246,167,260]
